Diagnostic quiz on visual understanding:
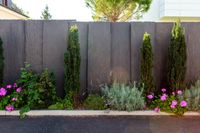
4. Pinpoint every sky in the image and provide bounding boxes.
[12,0,93,21]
